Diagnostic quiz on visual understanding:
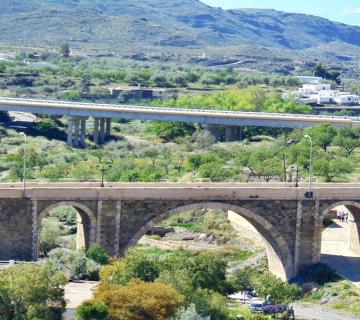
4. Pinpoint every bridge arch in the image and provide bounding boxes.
[126,202,294,280]
[320,201,360,256]
[37,201,96,258]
